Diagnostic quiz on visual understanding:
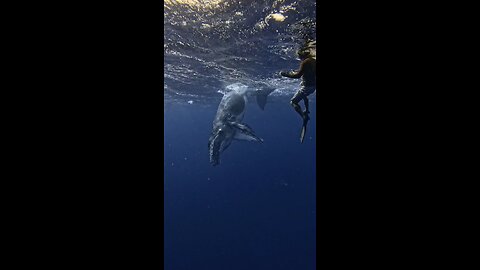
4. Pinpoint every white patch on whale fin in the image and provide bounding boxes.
[229,121,263,143]
[234,131,263,142]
